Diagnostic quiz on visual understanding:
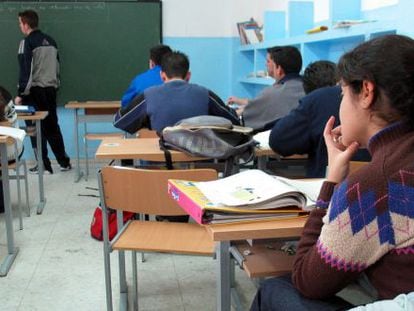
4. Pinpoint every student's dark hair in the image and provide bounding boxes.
[303,61,337,94]
[161,51,189,79]
[267,46,302,74]
[0,86,12,122]
[150,44,172,65]
[337,34,414,126]
[18,10,39,29]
